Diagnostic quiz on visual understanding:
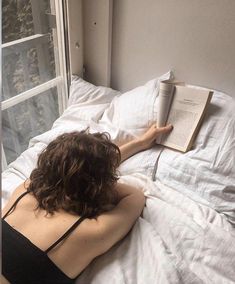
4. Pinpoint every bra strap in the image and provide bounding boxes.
[45,216,86,254]
[2,191,29,220]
